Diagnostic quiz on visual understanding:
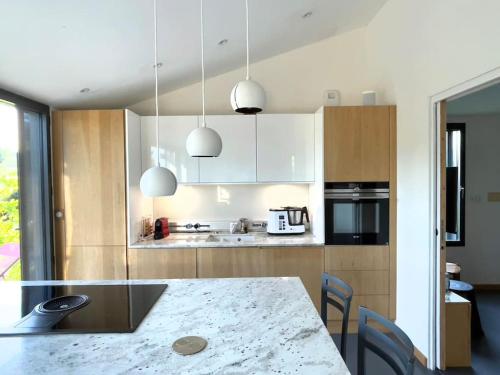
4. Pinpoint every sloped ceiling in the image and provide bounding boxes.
[0,0,387,108]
